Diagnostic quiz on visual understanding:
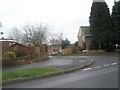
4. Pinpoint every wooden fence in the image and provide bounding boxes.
[62,48,73,55]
